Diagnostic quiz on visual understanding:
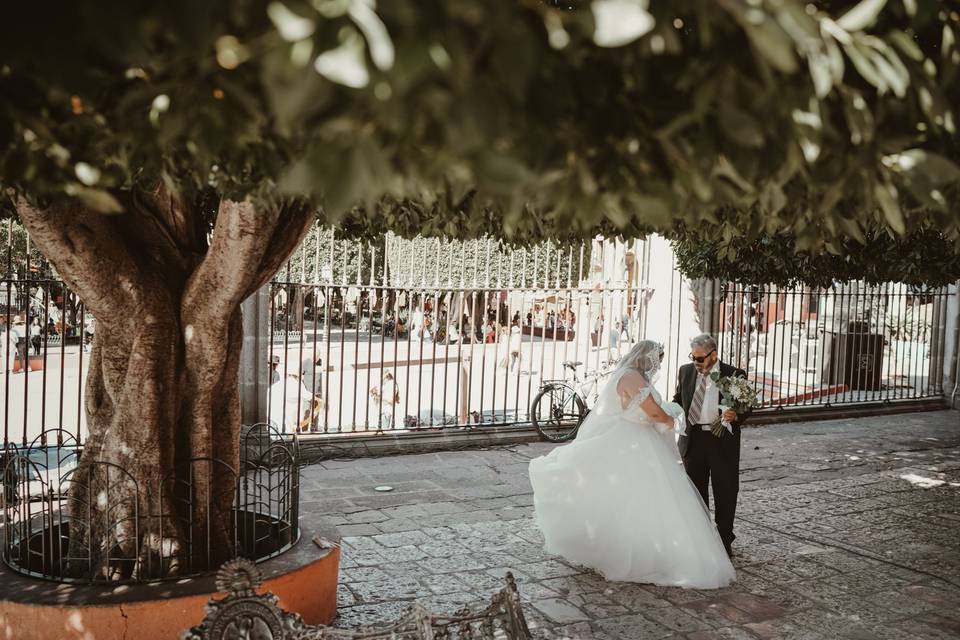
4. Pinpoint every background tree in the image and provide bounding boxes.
[671,216,960,288]
[1,0,957,578]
